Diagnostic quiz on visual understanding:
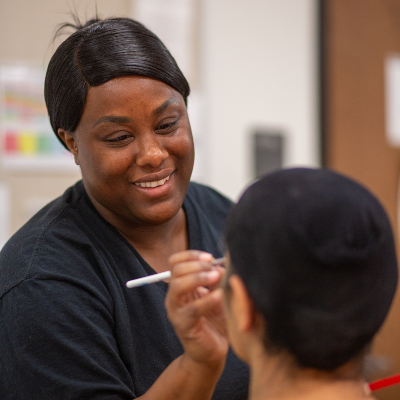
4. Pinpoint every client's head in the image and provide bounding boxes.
[223,168,398,373]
